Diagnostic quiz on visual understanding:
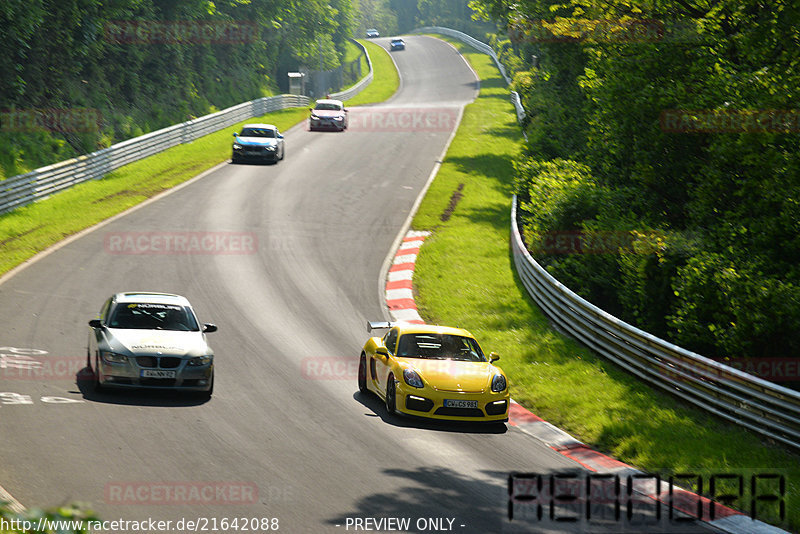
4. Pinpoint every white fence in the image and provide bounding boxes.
[421,26,800,451]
